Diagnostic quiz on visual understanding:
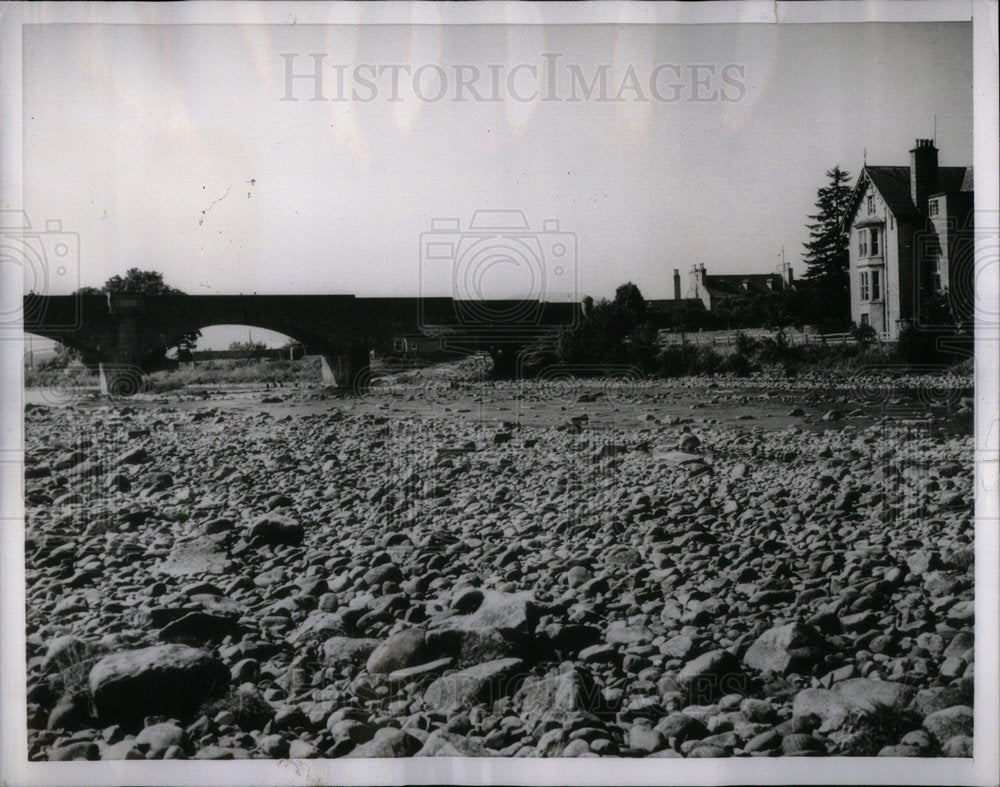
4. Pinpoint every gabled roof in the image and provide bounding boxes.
[863,166,921,222]
[845,164,974,231]
[960,167,974,192]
